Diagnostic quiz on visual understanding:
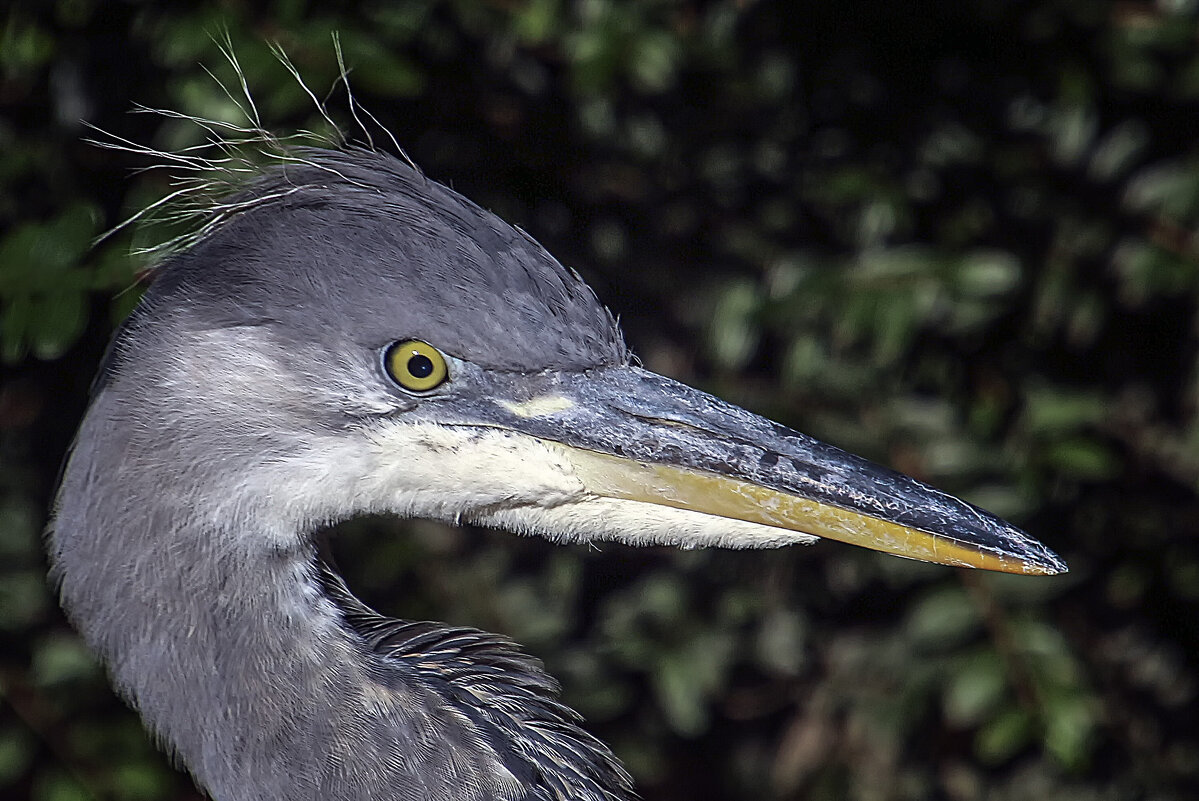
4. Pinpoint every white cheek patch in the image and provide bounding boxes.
[240,421,816,552]
[235,423,586,542]
[362,422,586,515]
